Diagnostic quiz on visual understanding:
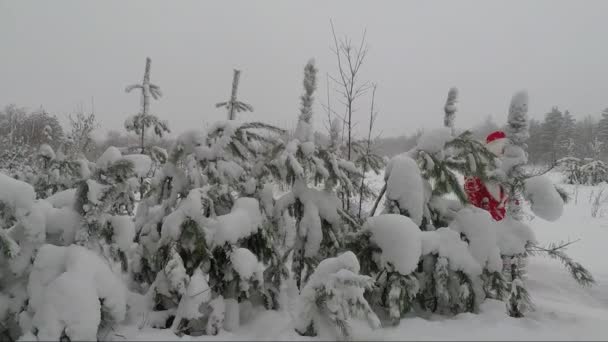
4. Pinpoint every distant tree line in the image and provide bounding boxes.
[527,107,607,164]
